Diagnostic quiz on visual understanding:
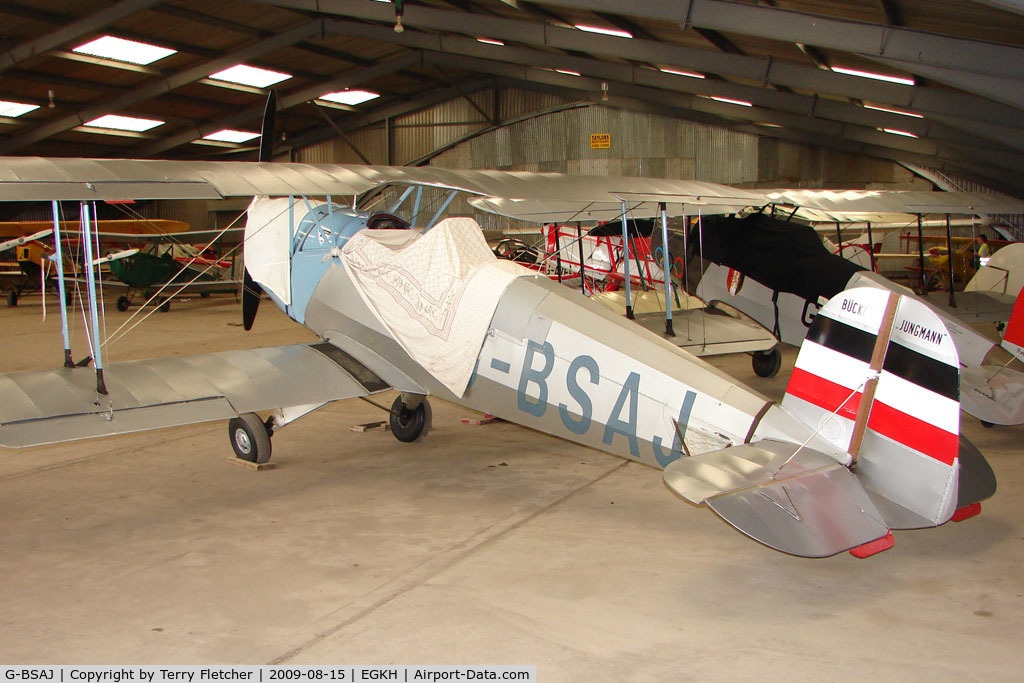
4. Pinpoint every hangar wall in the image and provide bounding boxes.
[291,87,922,189]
